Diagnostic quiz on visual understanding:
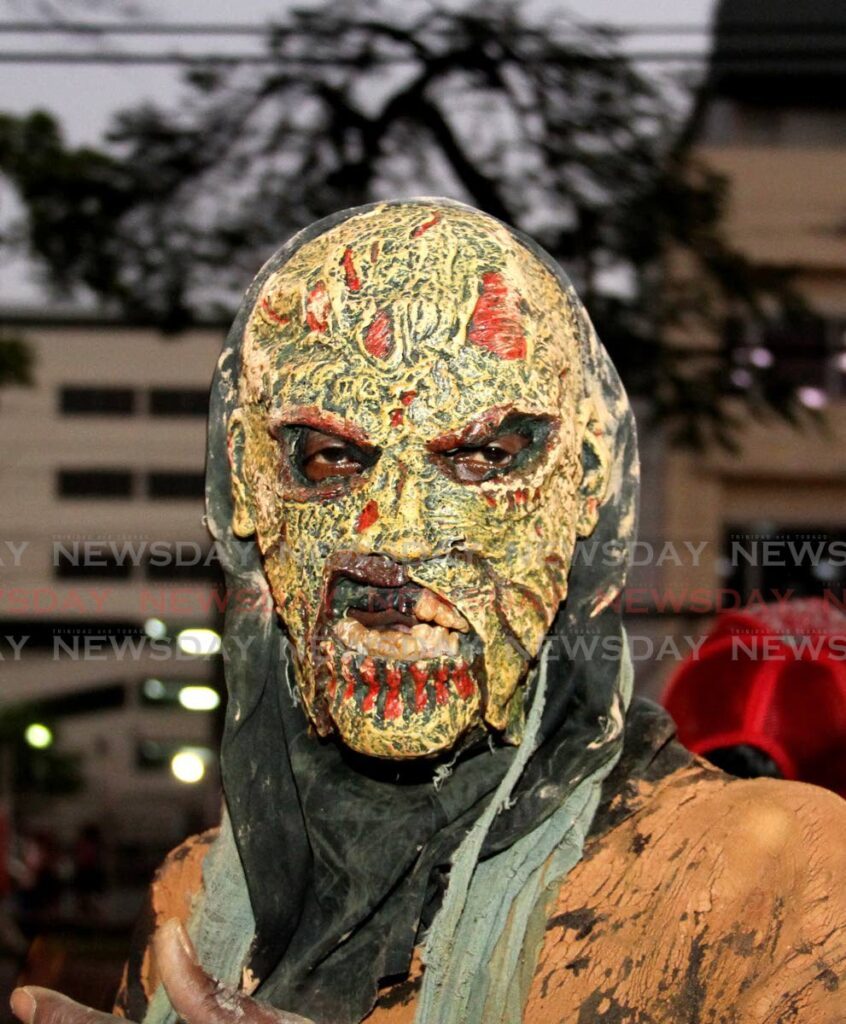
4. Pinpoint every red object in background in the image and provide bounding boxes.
[663,599,846,797]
